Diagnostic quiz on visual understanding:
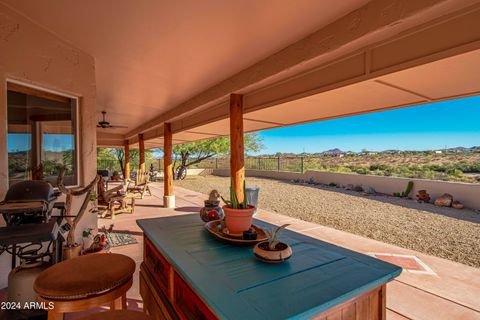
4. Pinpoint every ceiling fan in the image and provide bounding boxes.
[97,111,128,129]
